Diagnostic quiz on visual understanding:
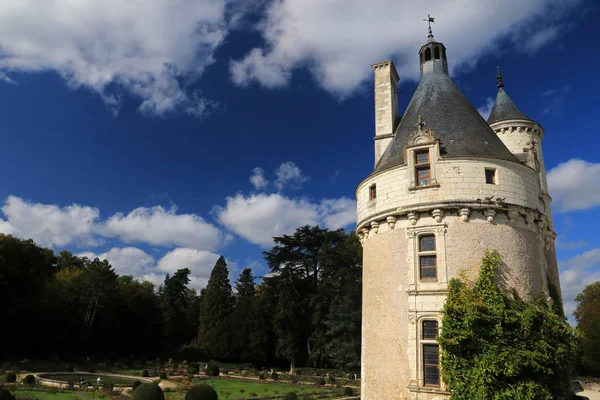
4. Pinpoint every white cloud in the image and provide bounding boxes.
[103,205,225,251]
[157,248,223,290]
[477,97,495,120]
[230,0,579,97]
[250,167,269,190]
[216,193,355,247]
[559,249,600,319]
[548,159,600,212]
[274,161,310,191]
[0,196,225,251]
[1,195,100,248]
[77,247,155,277]
[0,0,229,116]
